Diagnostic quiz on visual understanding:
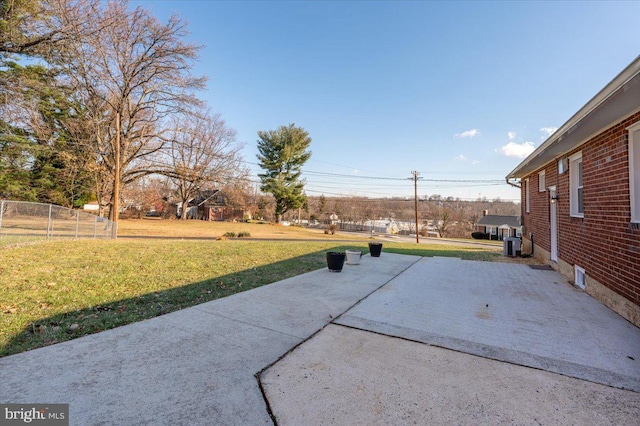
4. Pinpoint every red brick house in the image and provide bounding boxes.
[176,190,237,221]
[506,56,640,327]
